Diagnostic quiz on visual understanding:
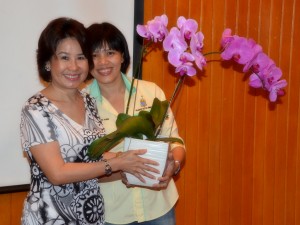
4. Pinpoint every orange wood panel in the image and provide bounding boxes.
[287,0,300,224]
[272,0,291,224]
[0,194,11,225]
[0,192,26,225]
[231,0,250,224]
[240,1,259,225]
[143,0,300,225]
[11,192,26,225]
